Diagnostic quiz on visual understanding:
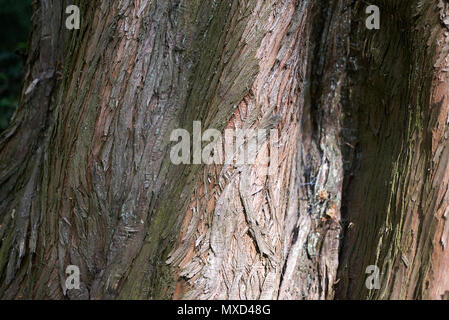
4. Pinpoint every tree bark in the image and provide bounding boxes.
[0,0,448,300]
[338,0,449,300]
